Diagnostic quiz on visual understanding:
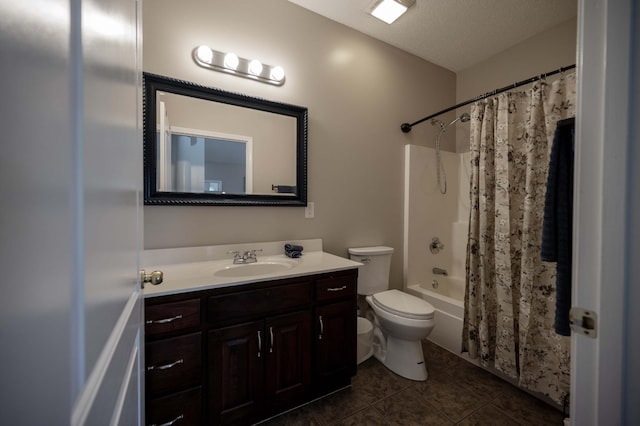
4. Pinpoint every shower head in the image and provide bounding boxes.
[447,113,471,127]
